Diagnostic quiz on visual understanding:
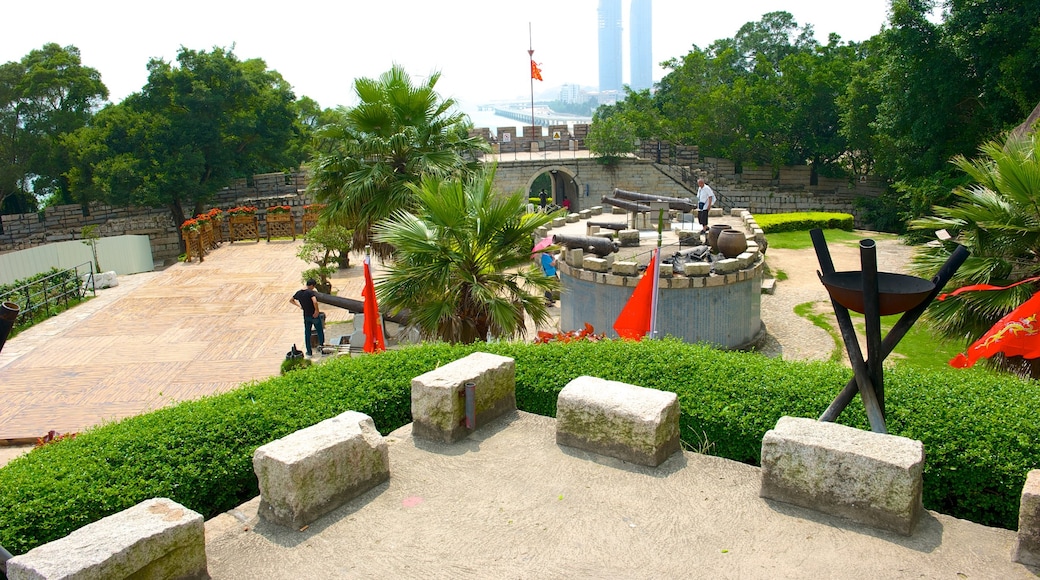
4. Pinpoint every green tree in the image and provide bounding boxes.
[910,132,1040,376]
[0,44,107,219]
[308,65,489,258]
[66,47,300,229]
[585,113,637,166]
[372,168,557,344]
[296,222,353,292]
